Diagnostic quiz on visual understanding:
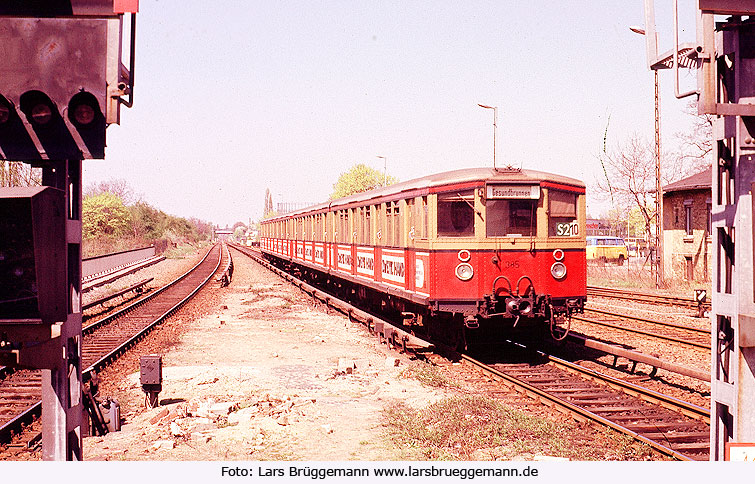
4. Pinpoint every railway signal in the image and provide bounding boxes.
[0,1,137,160]
[639,0,755,460]
[0,1,138,461]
